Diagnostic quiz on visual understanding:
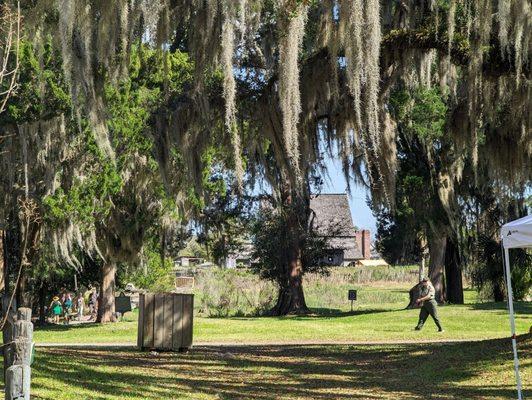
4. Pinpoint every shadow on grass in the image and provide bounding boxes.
[220,307,400,321]
[303,307,402,318]
[34,322,107,333]
[22,334,530,400]
[470,301,532,314]
[34,314,137,334]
